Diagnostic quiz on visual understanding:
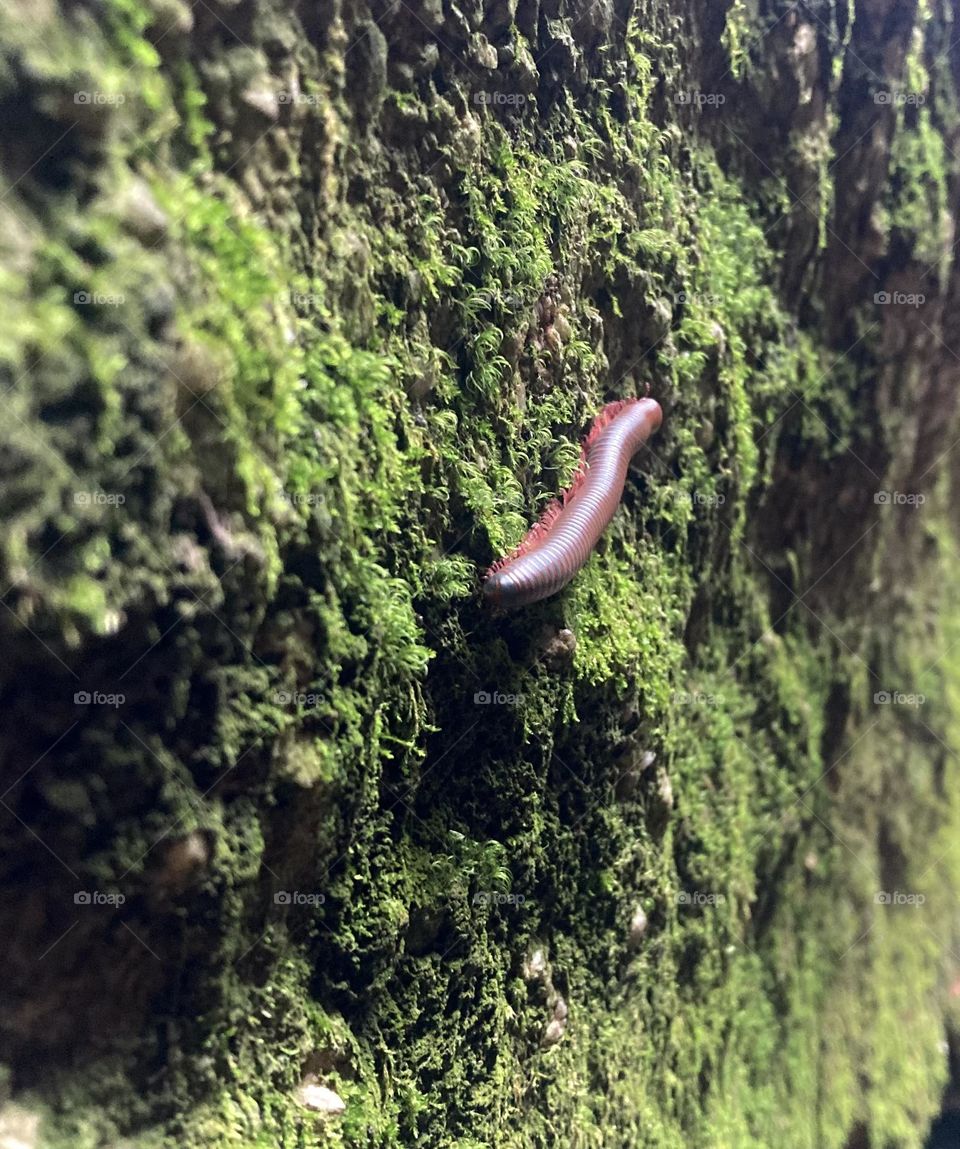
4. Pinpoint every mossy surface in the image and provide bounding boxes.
[1,1,960,1147]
